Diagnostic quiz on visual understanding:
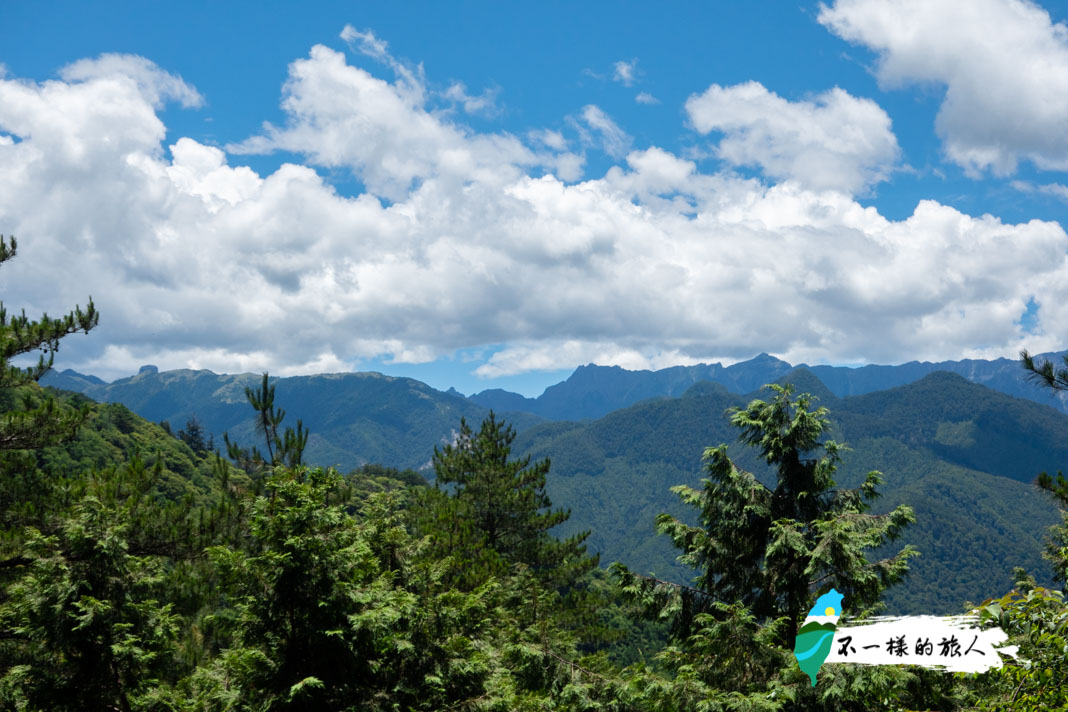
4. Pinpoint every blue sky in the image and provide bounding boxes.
[3,1,1068,397]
